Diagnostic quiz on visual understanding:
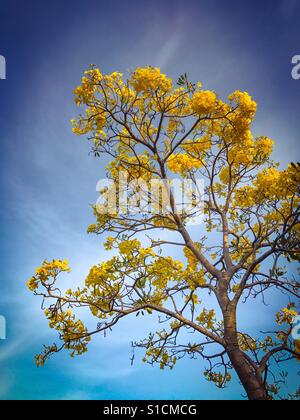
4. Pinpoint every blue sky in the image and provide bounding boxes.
[0,0,299,400]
